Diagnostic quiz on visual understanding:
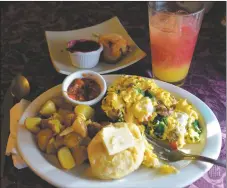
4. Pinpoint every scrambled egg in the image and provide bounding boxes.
[102,75,158,123]
[158,164,178,174]
[142,136,160,168]
[102,75,202,150]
